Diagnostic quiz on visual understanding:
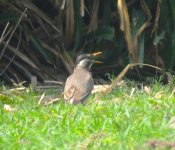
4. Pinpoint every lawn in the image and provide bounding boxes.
[0,81,175,149]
